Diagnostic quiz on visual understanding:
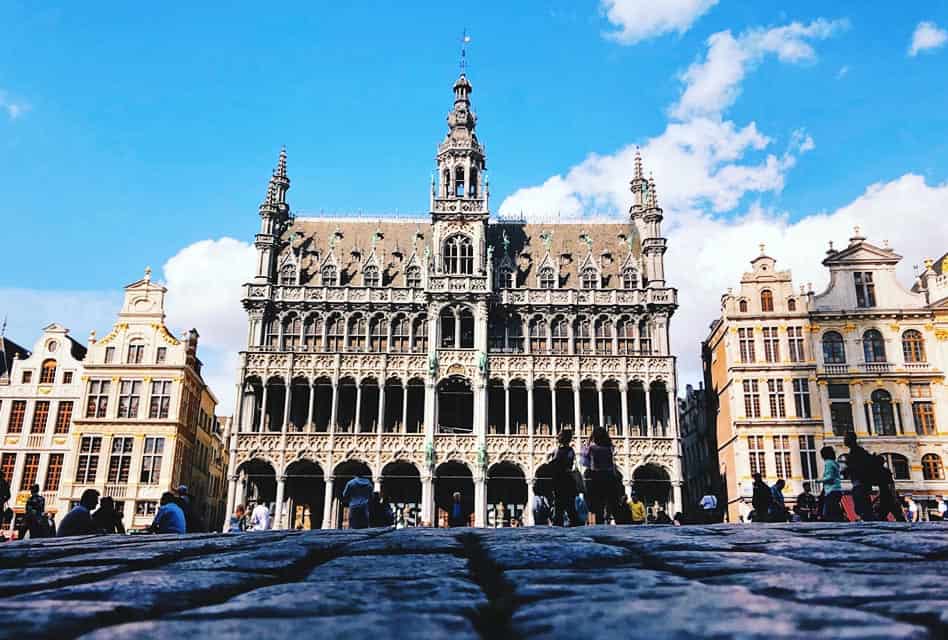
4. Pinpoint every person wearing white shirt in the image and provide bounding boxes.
[938,497,948,522]
[249,503,271,531]
[699,493,718,523]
